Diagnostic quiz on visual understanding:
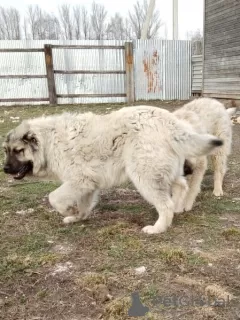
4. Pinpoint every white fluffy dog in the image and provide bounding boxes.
[3,105,223,234]
[173,97,237,212]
